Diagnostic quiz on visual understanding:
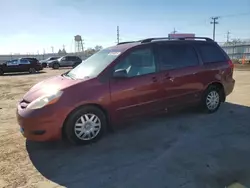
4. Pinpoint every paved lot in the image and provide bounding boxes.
[0,68,250,188]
